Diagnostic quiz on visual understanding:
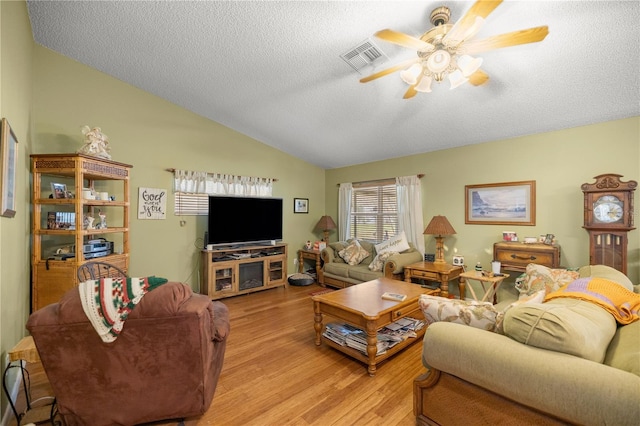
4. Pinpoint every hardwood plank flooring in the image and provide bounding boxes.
[7,284,425,425]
